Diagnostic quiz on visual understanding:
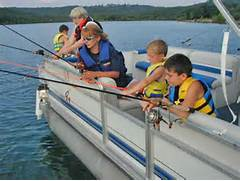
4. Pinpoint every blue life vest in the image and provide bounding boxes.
[79,40,111,71]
